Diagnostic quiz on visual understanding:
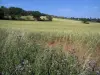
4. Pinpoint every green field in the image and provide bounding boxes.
[0,19,100,75]
[0,19,100,33]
